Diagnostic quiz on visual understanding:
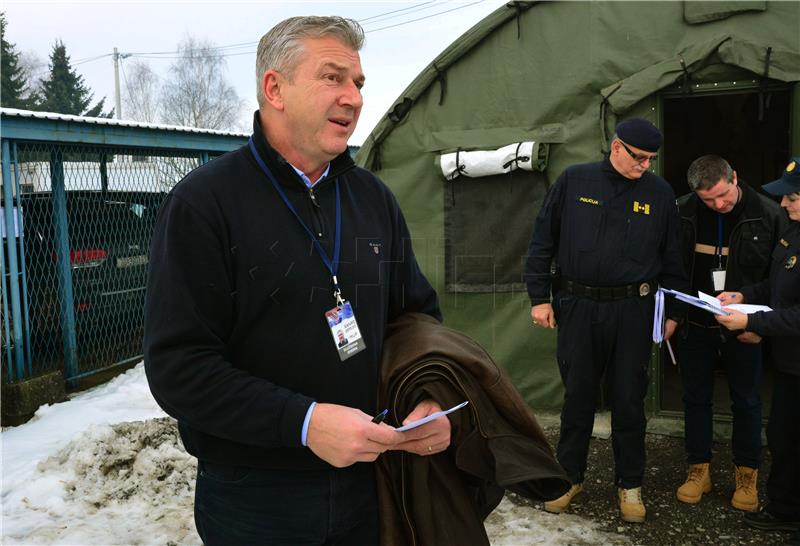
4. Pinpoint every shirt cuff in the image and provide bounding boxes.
[301,401,317,447]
